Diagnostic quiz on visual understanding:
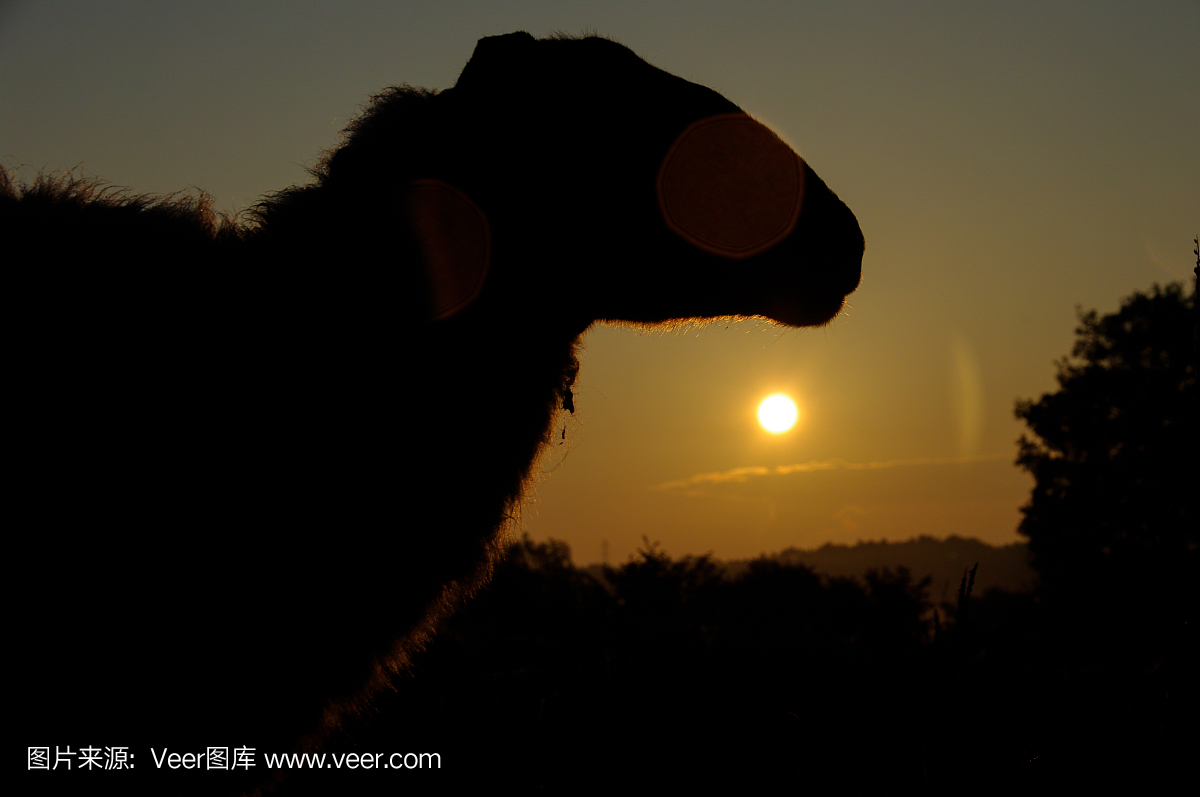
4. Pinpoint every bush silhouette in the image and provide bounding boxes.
[1015,283,1197,630]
